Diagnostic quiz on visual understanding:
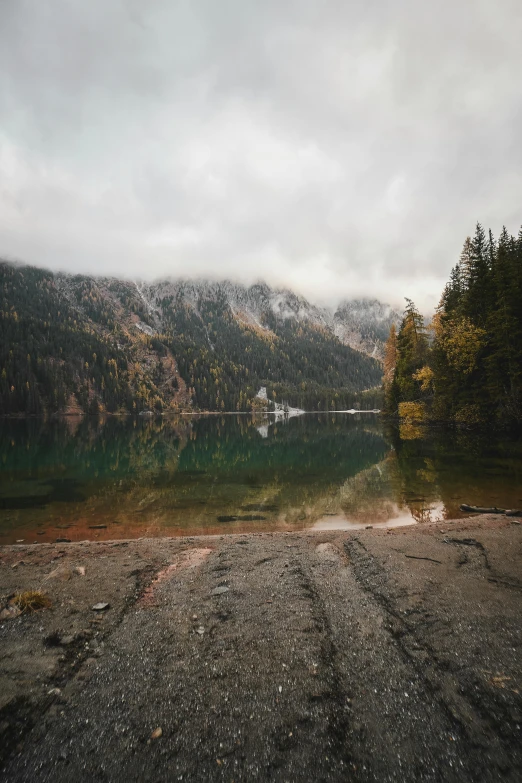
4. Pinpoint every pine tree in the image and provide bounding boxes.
[461,223,491,328]
[394,299,428,402]
[439,262,463,316]
[485,226,522,421]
